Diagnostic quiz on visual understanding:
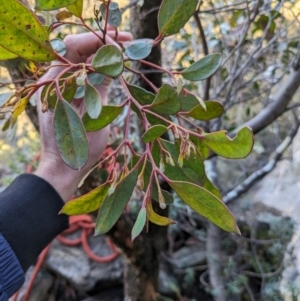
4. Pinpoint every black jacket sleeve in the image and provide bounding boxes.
[0,174,69,298]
